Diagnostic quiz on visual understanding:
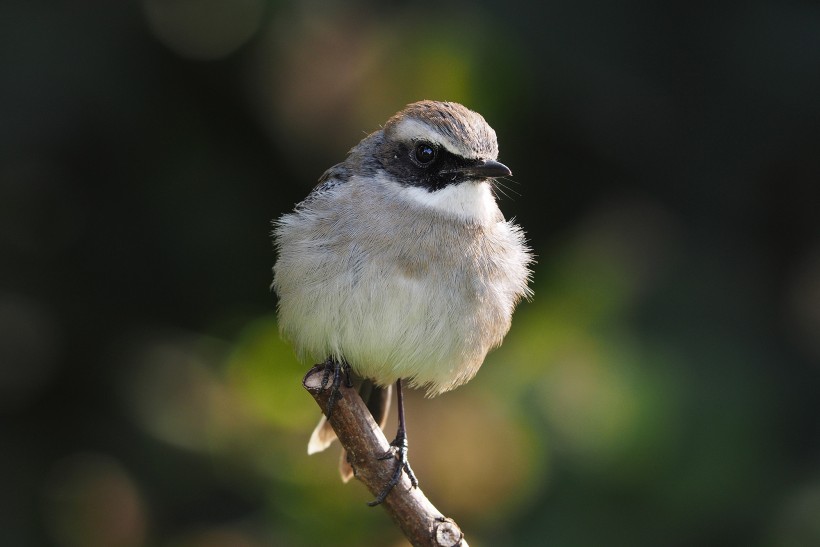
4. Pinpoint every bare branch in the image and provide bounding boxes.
[303,365,468,547]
